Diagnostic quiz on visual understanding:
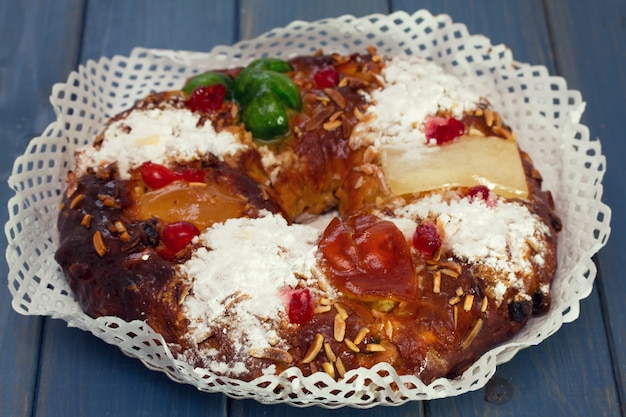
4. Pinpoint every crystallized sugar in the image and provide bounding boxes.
[180,211,322,374]
[75,108,246,178]
[350,56,481,151]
